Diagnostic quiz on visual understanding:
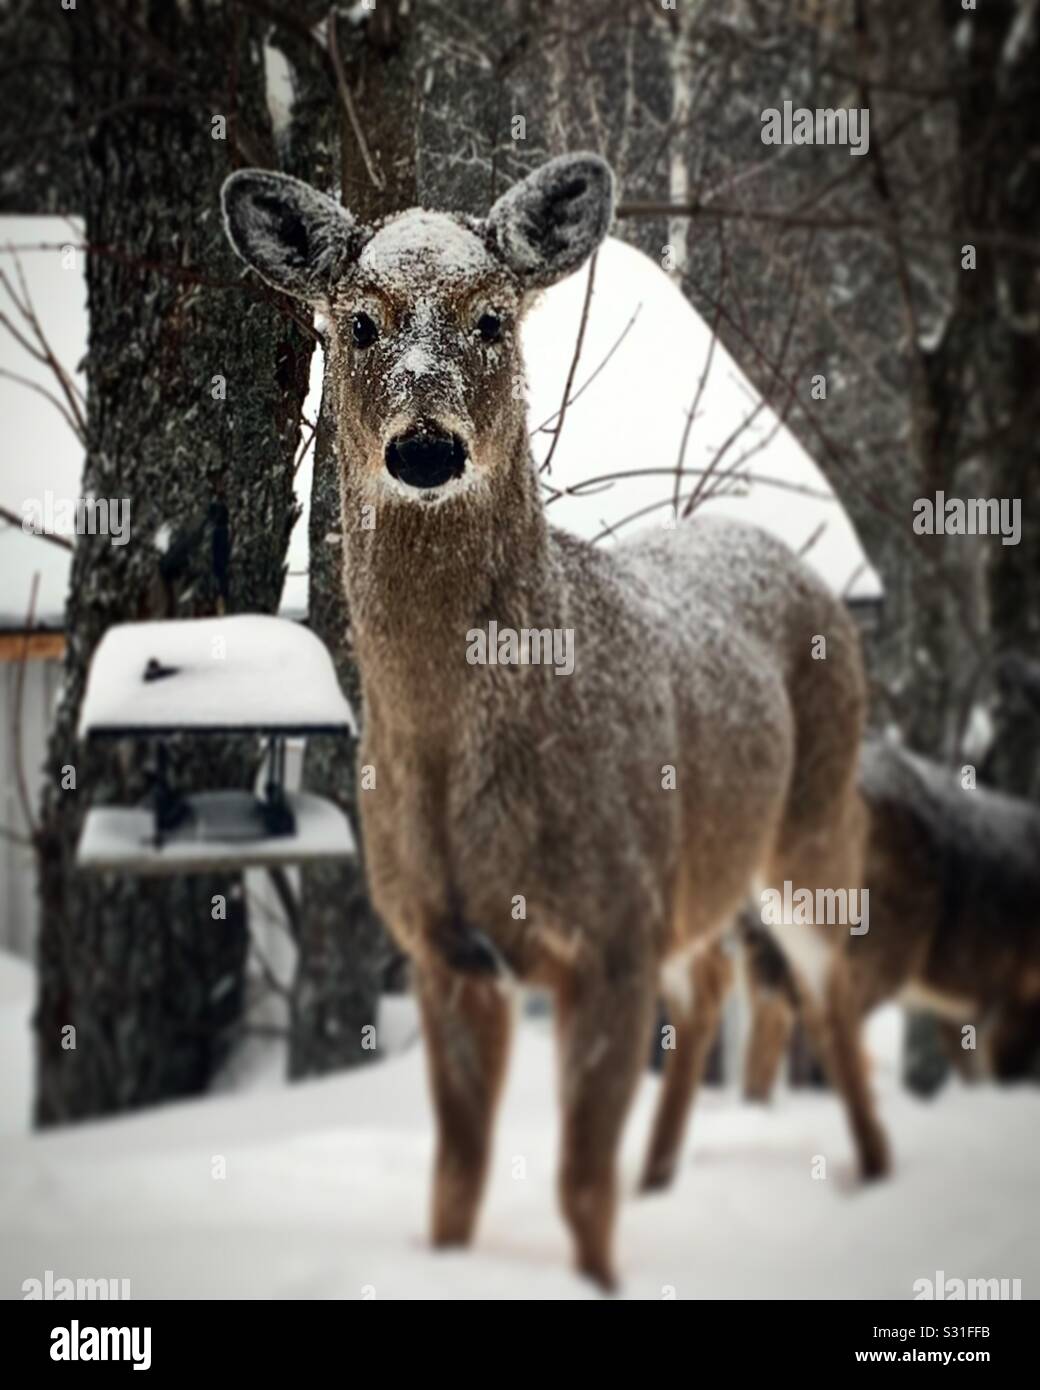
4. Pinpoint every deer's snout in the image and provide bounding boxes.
[385,422,468,490]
